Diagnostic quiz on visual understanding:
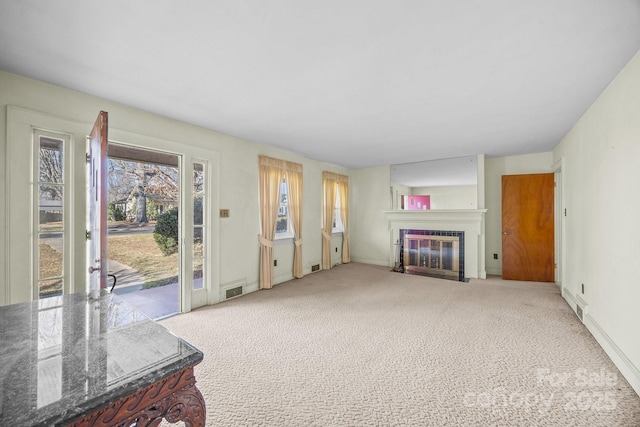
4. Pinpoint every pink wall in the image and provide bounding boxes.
[406,195,430,210]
